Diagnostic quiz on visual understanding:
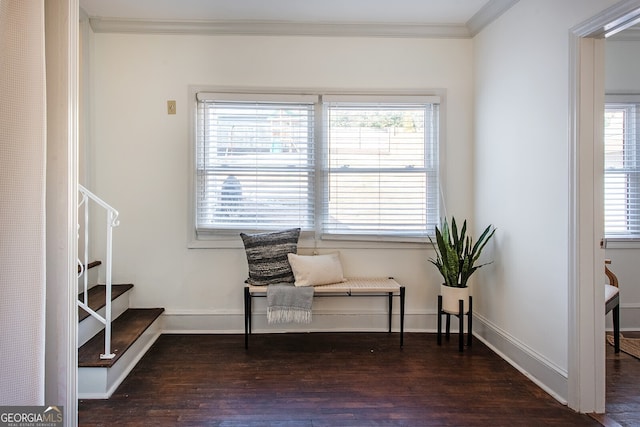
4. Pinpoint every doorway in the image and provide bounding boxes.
[569,0,640,414]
